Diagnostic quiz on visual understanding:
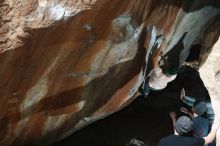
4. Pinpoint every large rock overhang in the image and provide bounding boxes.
[0,0,220,145]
